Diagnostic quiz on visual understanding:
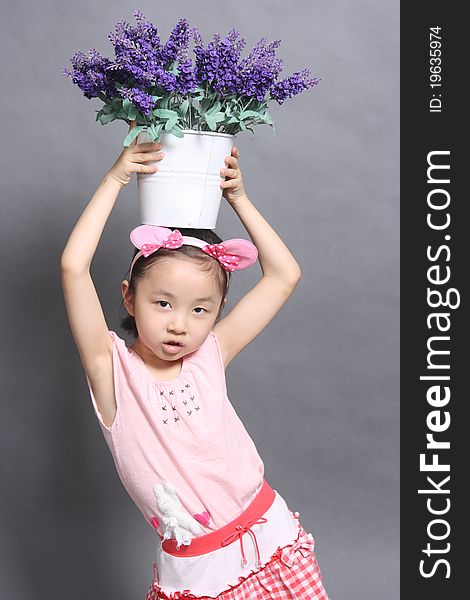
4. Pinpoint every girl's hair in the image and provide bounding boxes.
[119,228,231,338]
